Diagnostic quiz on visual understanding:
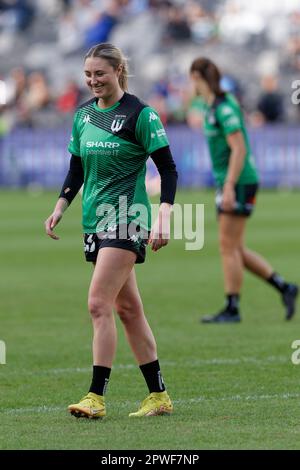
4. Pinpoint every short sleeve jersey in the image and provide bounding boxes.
[202,93,259,186]
[68,92,169,233]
